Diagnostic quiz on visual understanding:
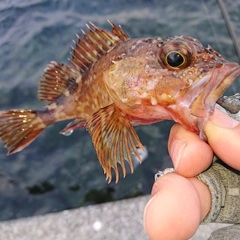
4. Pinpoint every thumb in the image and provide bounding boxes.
[204,109,240,170]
